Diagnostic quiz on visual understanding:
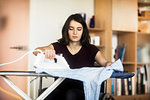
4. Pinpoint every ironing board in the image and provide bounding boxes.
[0,71,65,100]
[0,70,134,100]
